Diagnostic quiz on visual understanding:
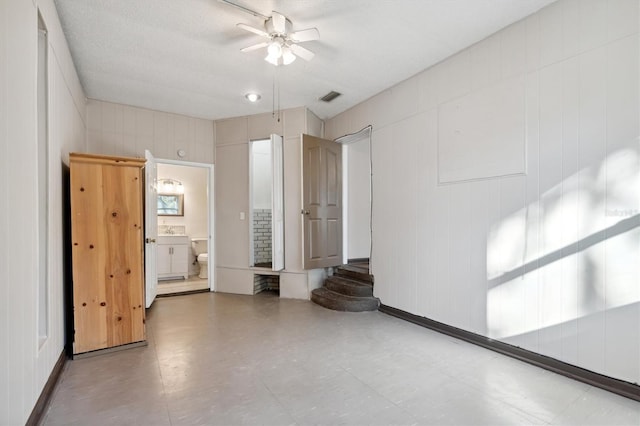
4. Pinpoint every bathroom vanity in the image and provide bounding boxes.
[157,235,190,280]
